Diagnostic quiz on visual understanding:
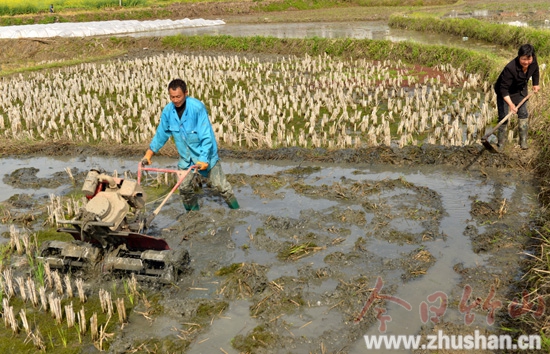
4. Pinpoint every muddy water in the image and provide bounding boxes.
[123,21,512,56]
[0,156,537,353]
